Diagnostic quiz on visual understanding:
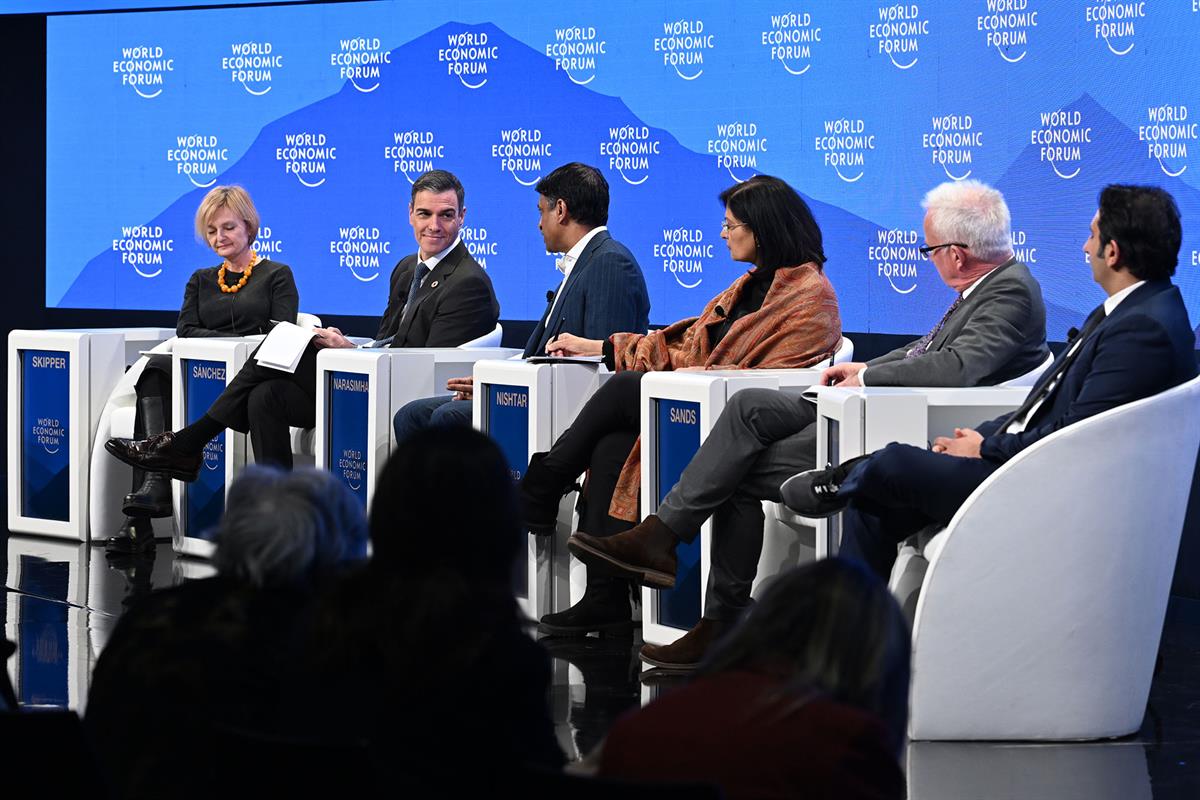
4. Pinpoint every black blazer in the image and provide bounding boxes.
[375,241,500,347]
[978,279,1196,463]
